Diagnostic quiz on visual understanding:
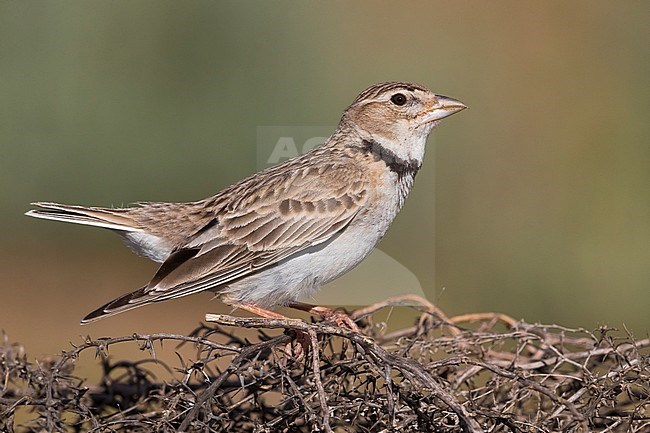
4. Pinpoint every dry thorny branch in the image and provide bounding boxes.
[1,295,648,432]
